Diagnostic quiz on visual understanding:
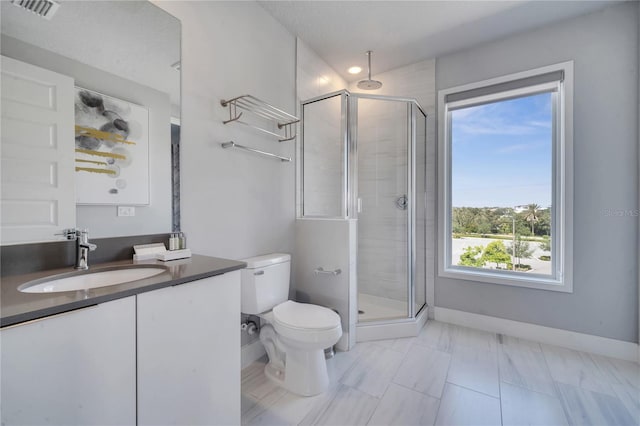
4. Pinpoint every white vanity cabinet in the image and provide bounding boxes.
[137,271,241,425]
[0,296,137,425]
[1,270,241,425]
